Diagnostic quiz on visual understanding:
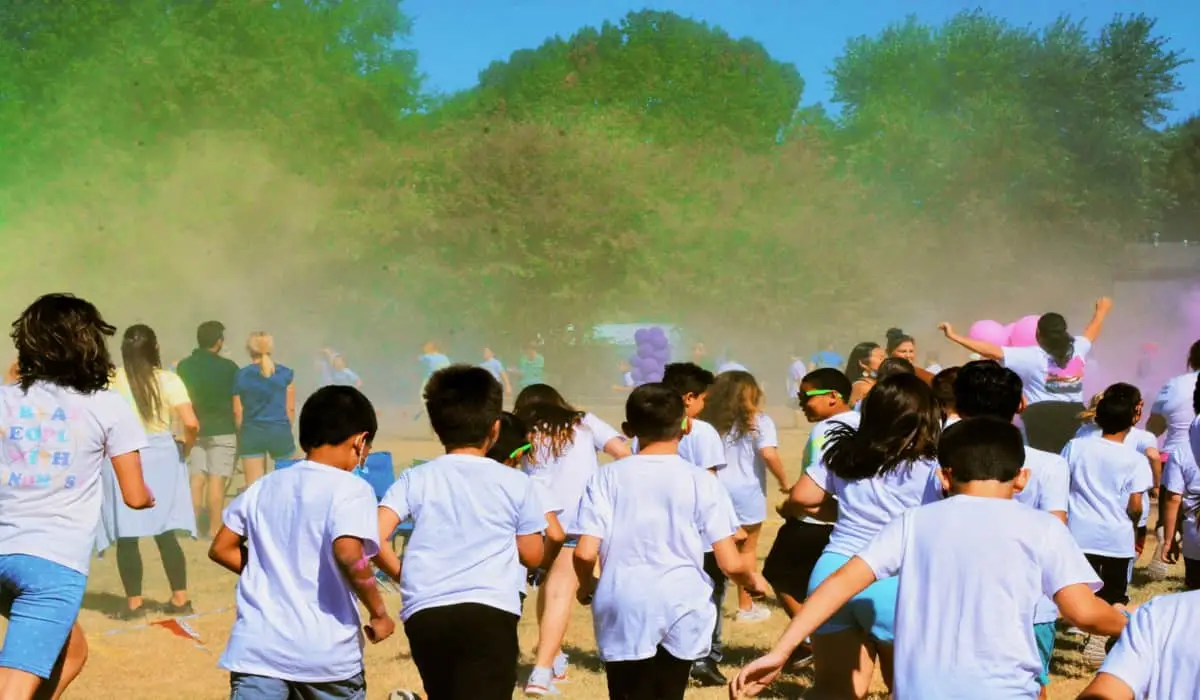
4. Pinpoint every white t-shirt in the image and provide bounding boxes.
[716,361,749,374]
[717,413,779,526]
[1152,371,1198,454]
[218,461,380,682]
[1098,590,1200,699]
[381,454,546,622]
[1076,424,1160,527]
[1062,436,1154,558]
[1002,336,1092,404]
[575,454,737,662]
[1014,446,1071,624]
[806,456,943,557]
[859,496,1100,699]
[798,411,860,526]
[679,418,726,471]
[1164,437,1200,560]
[522,413,620,534]
[0,382,146,574]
